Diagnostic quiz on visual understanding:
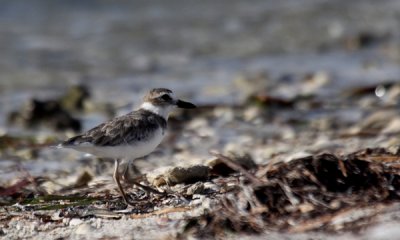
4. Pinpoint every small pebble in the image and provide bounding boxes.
[186,182,205,195]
